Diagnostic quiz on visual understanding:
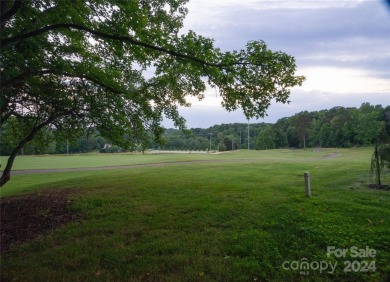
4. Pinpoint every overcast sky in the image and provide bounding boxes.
[163,0,390,129]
